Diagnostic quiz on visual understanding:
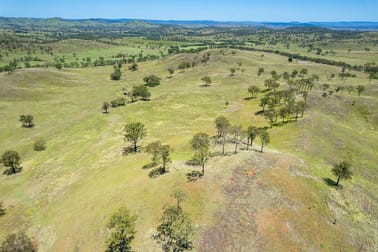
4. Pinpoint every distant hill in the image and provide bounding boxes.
[1,17,378,31]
